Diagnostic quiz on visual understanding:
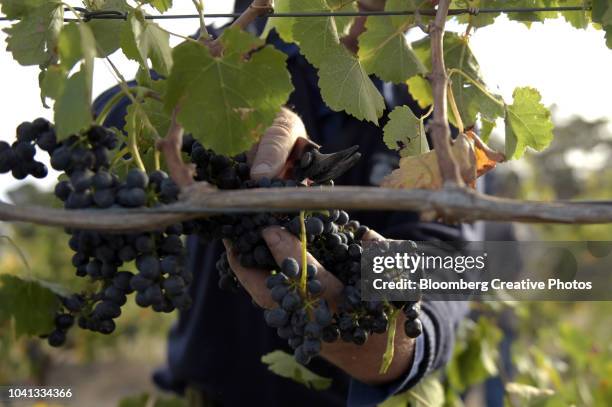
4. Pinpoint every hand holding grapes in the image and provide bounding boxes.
[222,228,417,384]
[222,227,383,310]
